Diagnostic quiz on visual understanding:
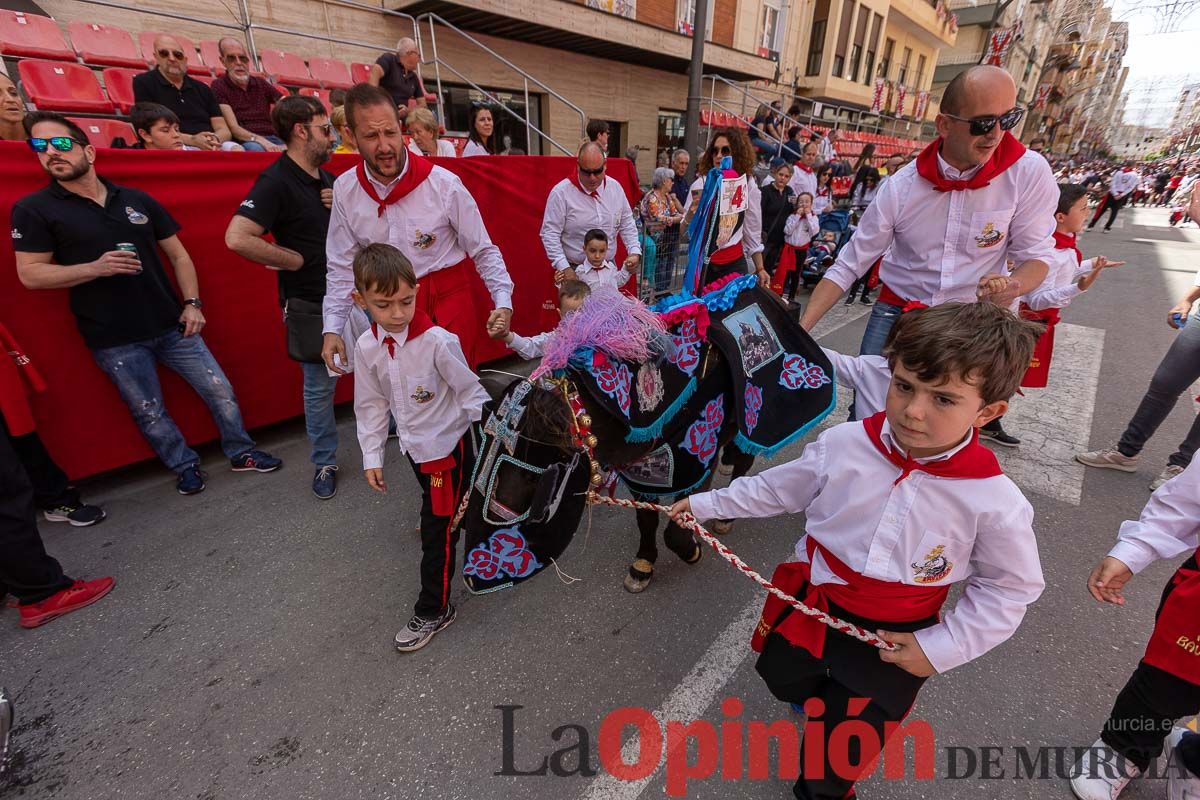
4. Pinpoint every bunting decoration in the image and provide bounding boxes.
[677,18,694,35]
[949,13,958,33]
[935,0,947,20]
[895,84,907,117]
[983,25,1018,66]
[1033,82,1053,109]
[871,77,885,114]
[914,90,930,120]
